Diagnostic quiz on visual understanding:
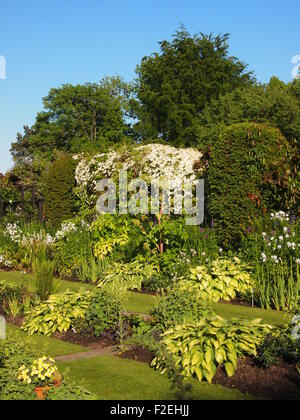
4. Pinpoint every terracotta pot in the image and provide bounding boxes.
[35,386,46,400]
[35,380,61,399]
